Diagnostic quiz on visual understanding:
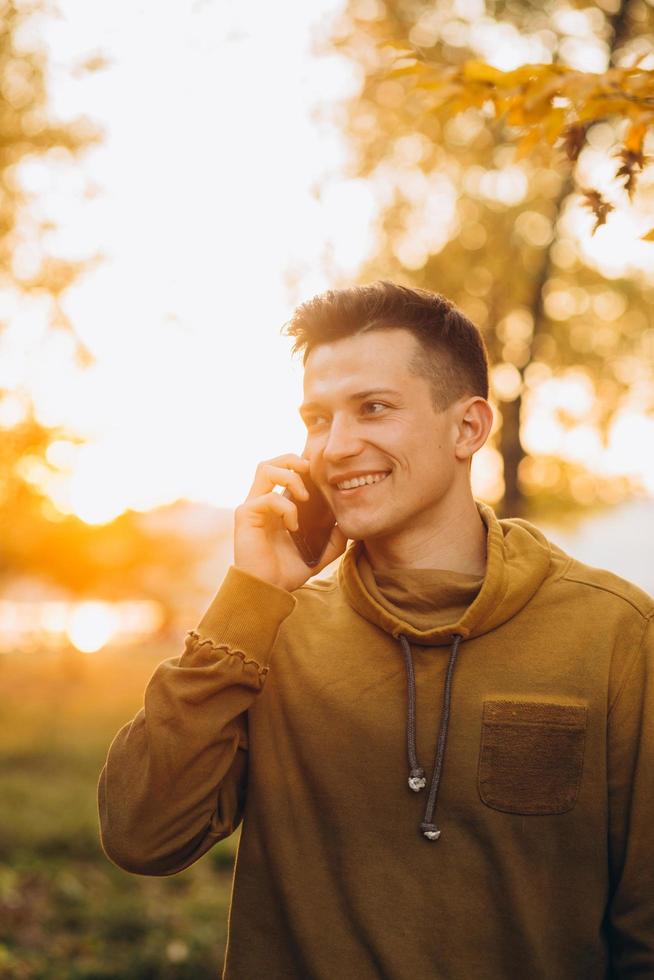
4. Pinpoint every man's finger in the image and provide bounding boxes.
[246,456,310,500]
[246,464,309,503]
[237,491,299,532]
